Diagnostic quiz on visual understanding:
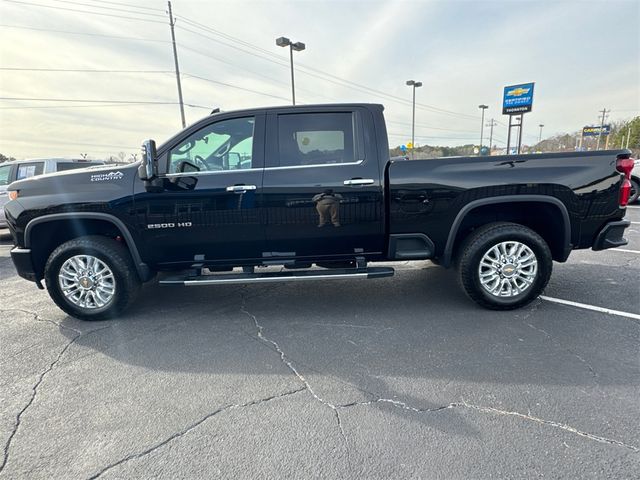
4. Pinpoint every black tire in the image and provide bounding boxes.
[629,178,640,204]
[457,222,552,310]
[44,236,141,321]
